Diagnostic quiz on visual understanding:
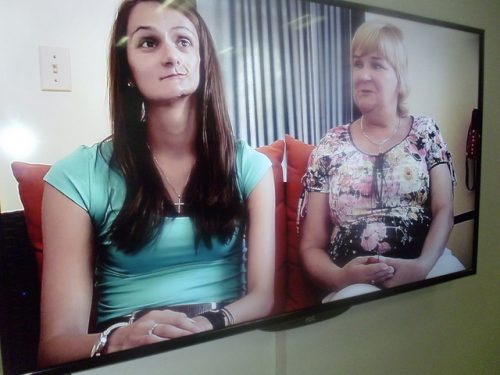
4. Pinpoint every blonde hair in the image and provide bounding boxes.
[351,21,410,117]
